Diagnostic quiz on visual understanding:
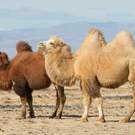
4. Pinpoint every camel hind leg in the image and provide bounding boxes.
[80,79,105,122]
[13,83,27,119]
[95,94,105,122]
[49,86,60,118]
[57,86,66,119]
[121,59,135,122]
[80,80,92,122]
[120,85,135,123]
